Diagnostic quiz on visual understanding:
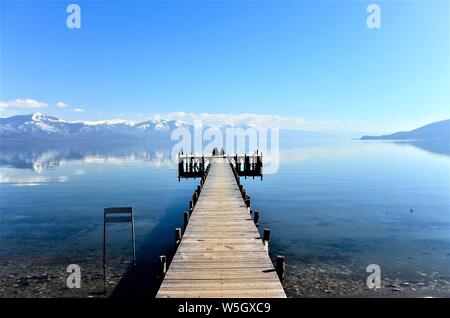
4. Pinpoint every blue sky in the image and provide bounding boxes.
[1,0,449,133]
